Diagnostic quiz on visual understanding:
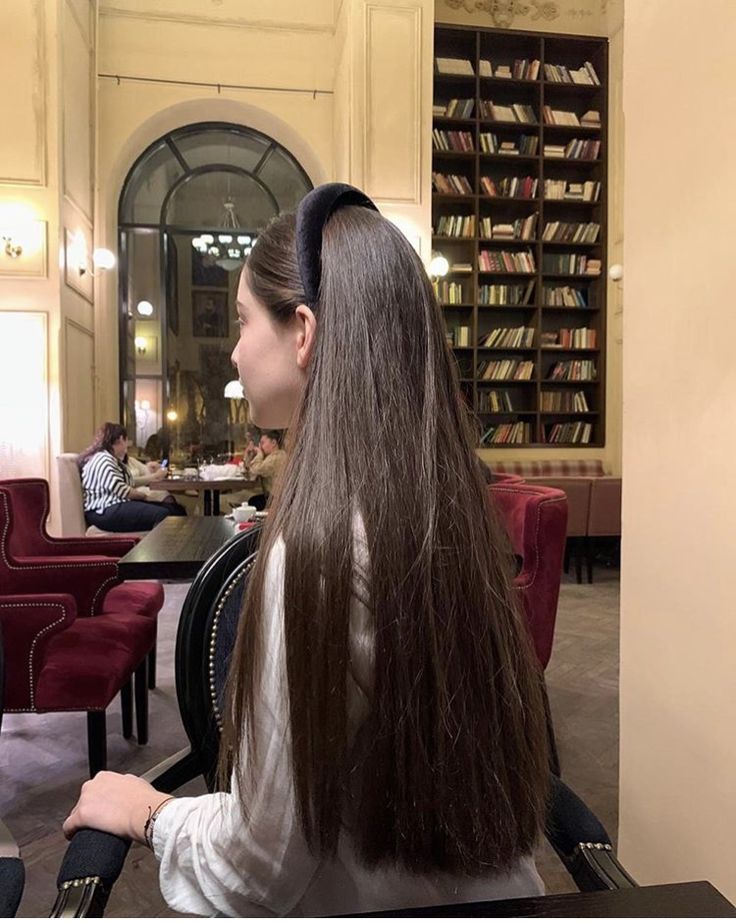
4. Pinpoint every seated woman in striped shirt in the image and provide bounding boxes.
[77,422,186,532]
